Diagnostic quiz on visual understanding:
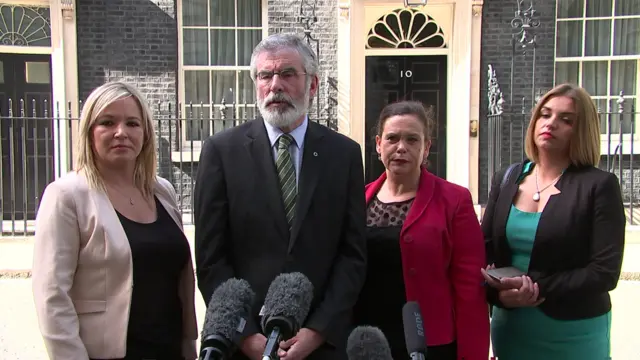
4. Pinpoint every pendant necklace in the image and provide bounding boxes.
[533,167,564,202]
[108,185,135,206]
